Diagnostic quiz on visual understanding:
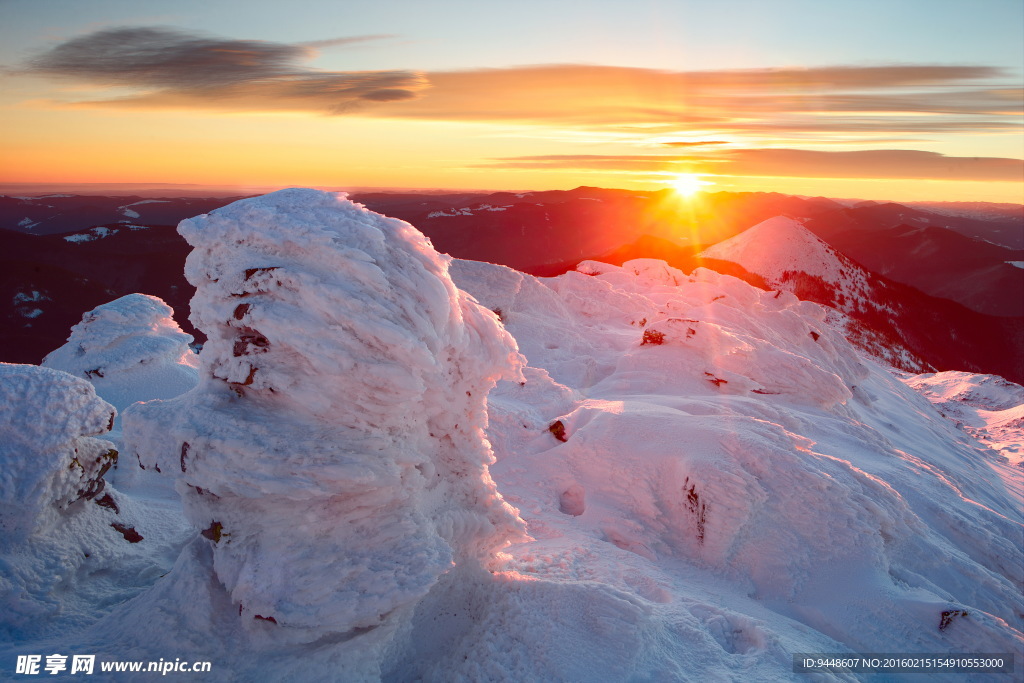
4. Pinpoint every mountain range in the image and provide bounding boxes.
[1,187,1021,382]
